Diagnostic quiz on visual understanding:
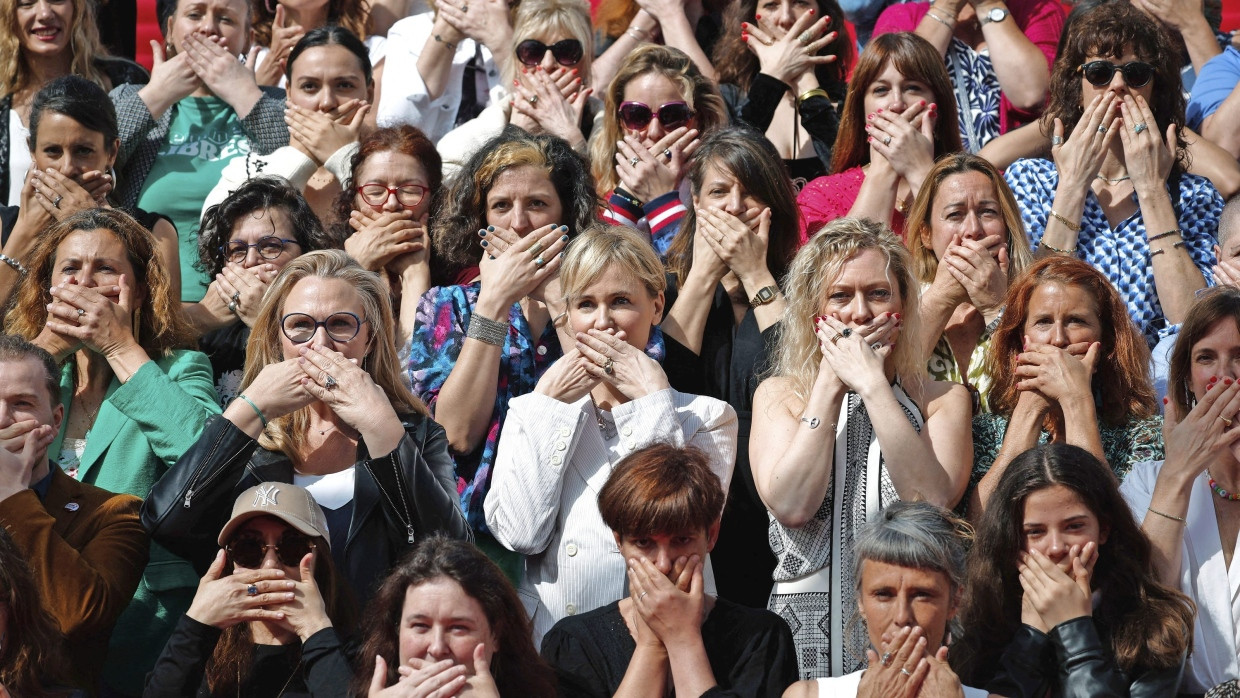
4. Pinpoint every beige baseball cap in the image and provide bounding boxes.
[217,482,332,549]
